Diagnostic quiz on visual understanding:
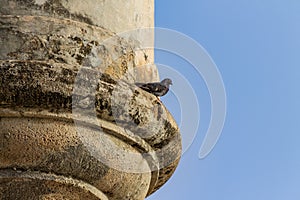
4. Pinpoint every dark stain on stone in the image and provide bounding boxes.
[98,73,117,85]
[70,36,83,44]
[128,106,142,126]
[75,54,84,65]
[0,61,74,111]
[38,144,110,183]
[95,98,110,111]
[148,120,179,149]
[42,0,94,25]
[0,178,56,199]
[2,0,95,29]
